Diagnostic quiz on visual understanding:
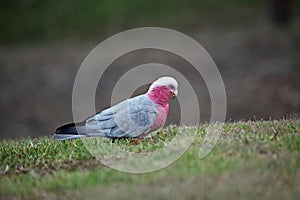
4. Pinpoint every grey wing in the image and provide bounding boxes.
[86,95,158,138]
